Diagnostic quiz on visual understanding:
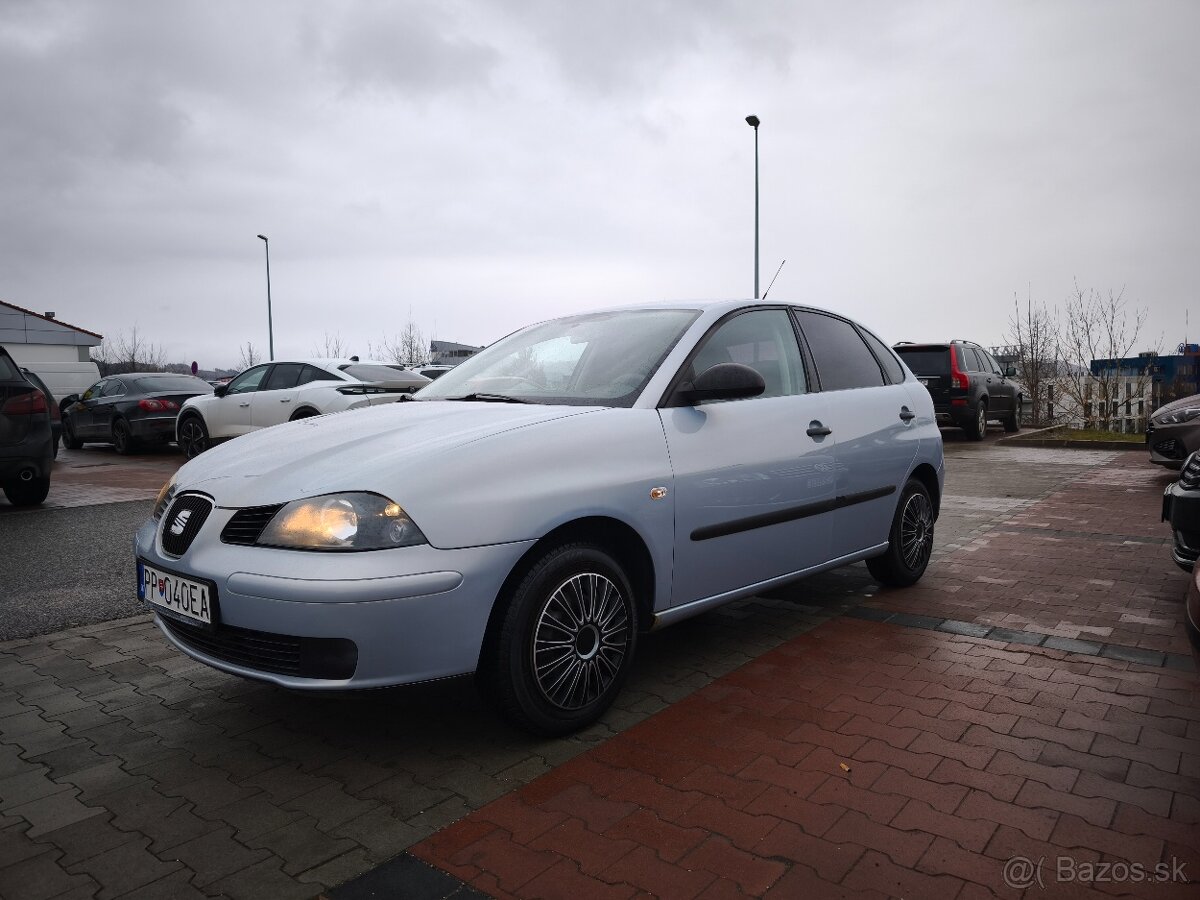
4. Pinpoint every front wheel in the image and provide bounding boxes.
[4,476,50,507]
[177,415,210,459]
[867,478,935,587]
[480,543,638,735]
